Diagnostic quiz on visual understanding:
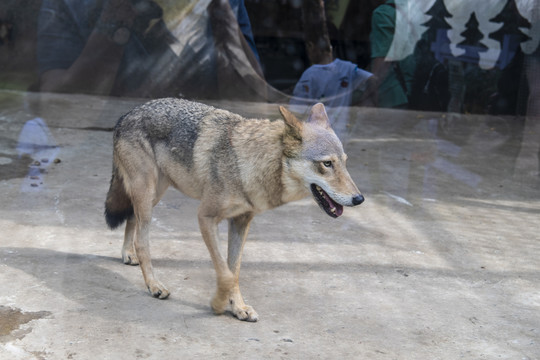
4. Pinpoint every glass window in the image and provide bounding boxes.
[1,1,539,357]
